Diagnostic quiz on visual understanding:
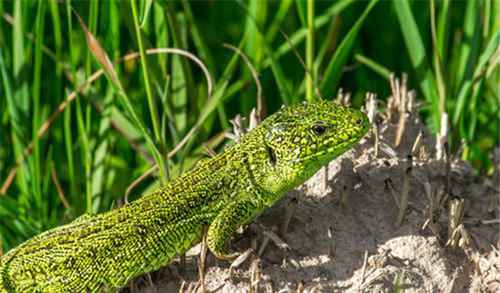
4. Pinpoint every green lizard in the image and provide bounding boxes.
[0,100,369,292]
